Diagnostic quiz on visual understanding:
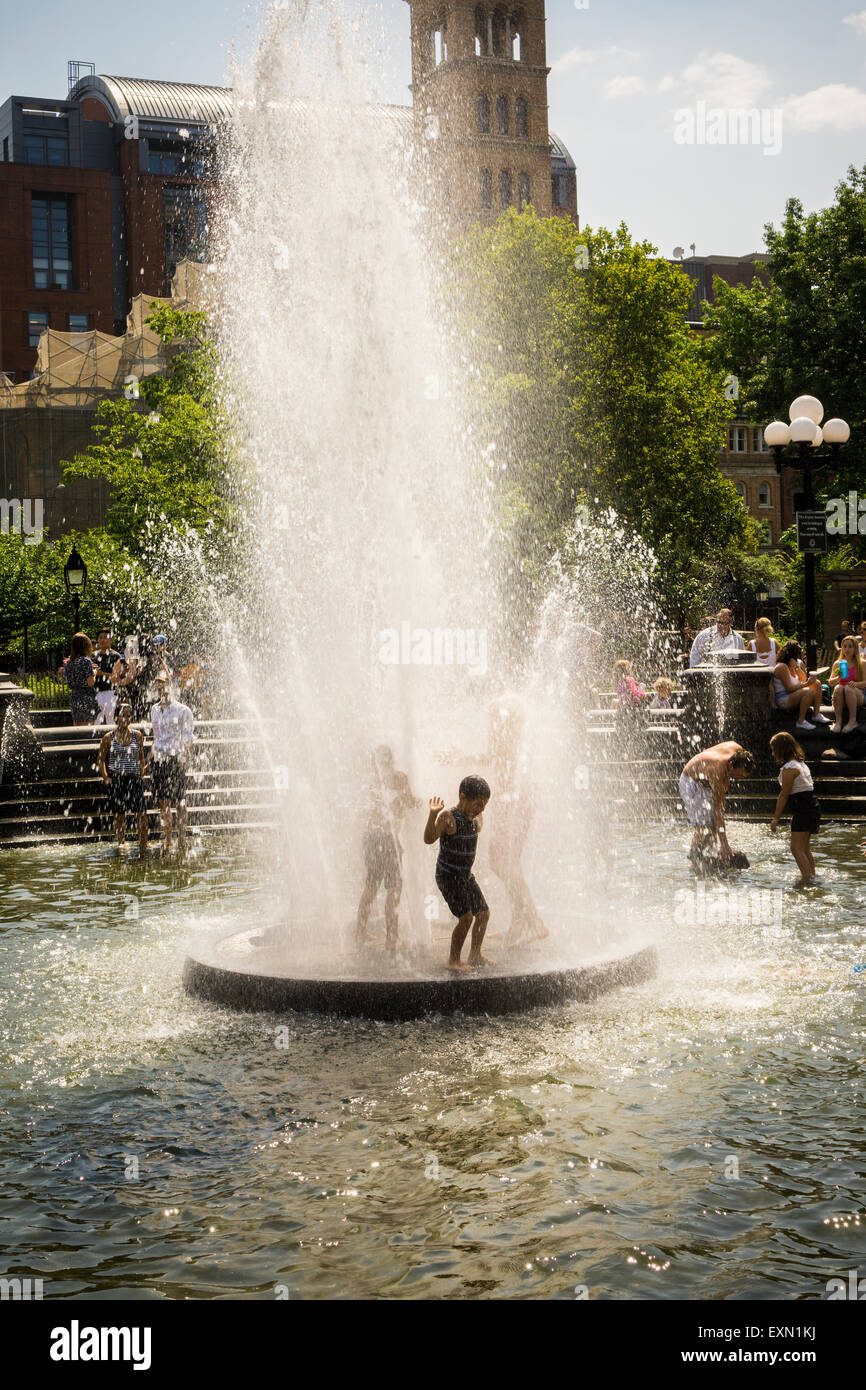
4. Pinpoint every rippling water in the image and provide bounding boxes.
[1,825,864,1300]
